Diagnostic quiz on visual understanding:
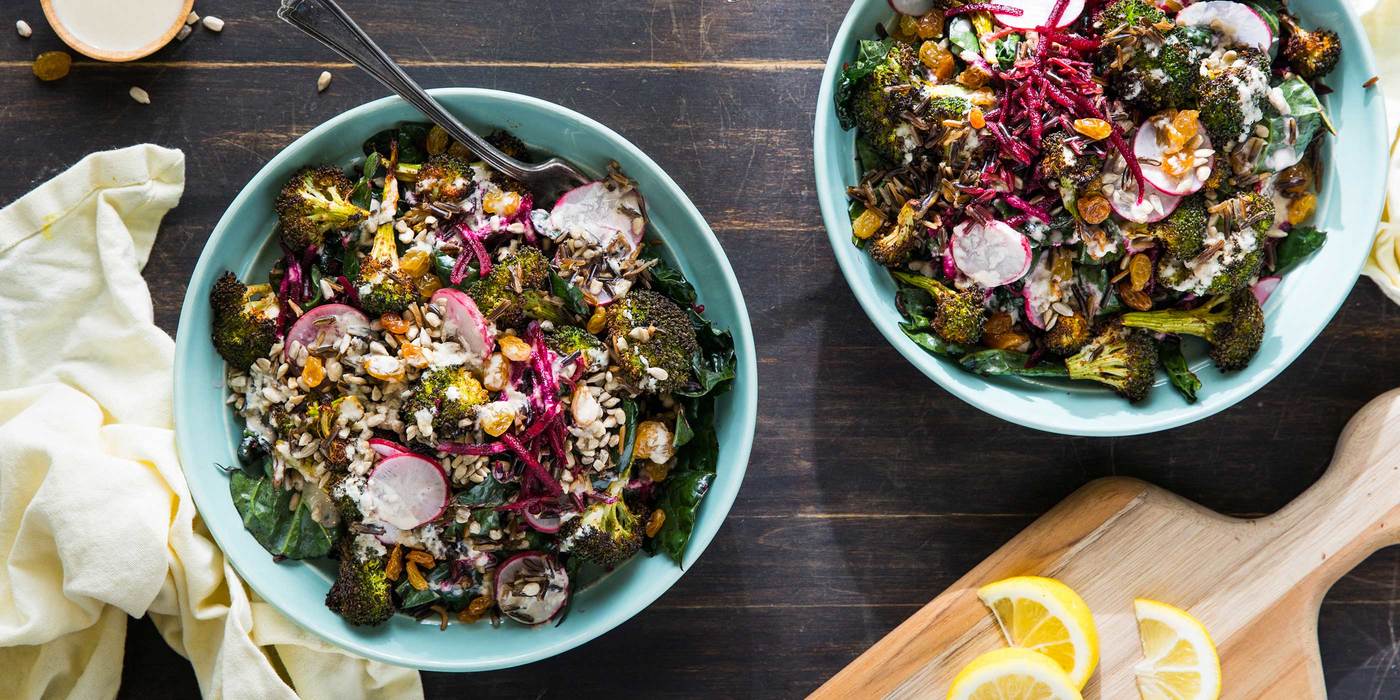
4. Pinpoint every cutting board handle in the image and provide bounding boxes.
[1264,388,1400,596]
